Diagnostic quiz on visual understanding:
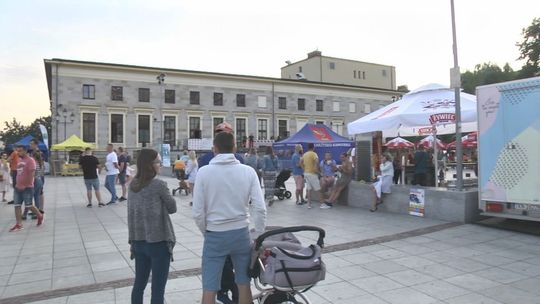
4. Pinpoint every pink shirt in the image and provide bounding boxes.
[16,156,36,189]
